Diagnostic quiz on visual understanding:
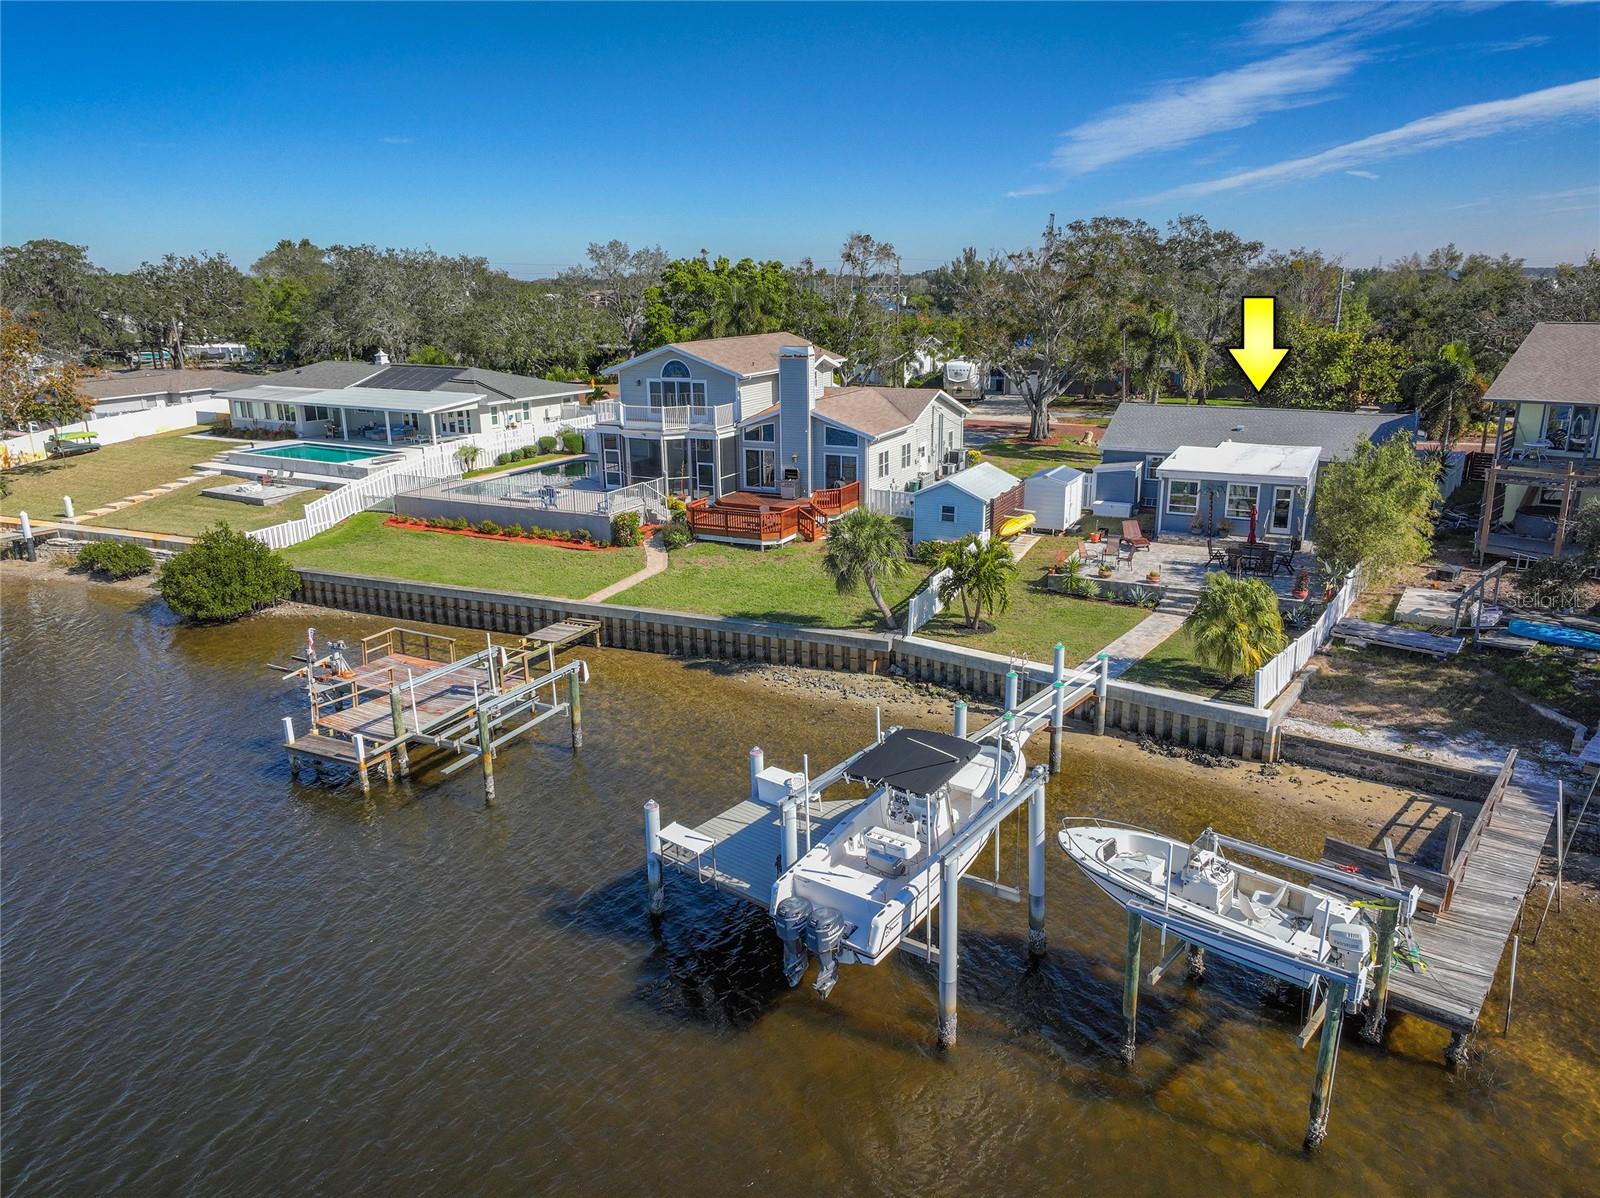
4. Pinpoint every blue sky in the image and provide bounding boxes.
[2,1,1596,274]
